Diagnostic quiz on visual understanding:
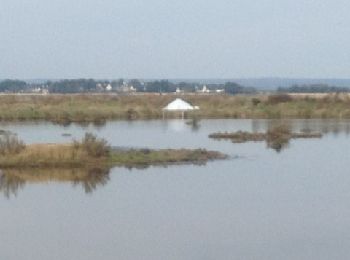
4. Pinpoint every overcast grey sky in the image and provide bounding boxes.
[1,0,350,79]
